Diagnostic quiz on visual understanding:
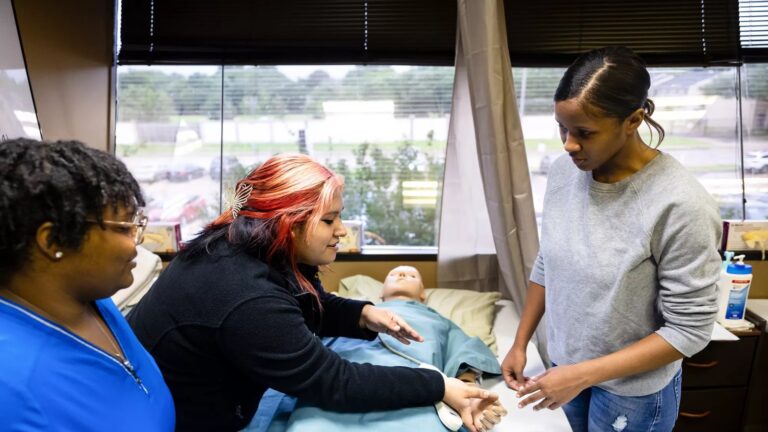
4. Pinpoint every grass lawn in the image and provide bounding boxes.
[118,140,446,157]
